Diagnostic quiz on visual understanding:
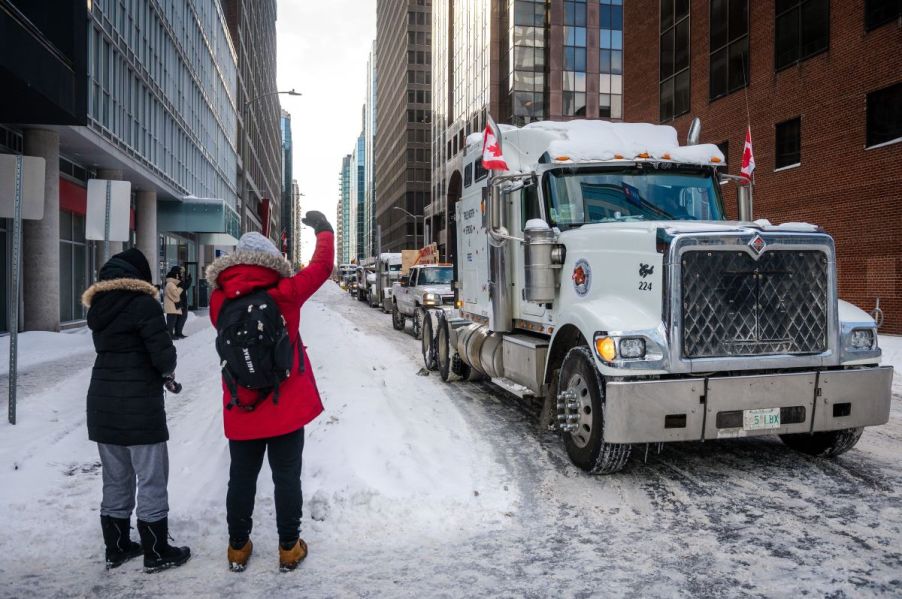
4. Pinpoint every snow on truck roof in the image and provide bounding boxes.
[465,119,724,173]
